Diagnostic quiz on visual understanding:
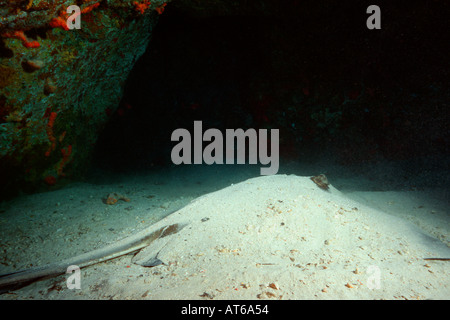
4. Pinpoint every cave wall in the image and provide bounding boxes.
[0,1,168,198]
